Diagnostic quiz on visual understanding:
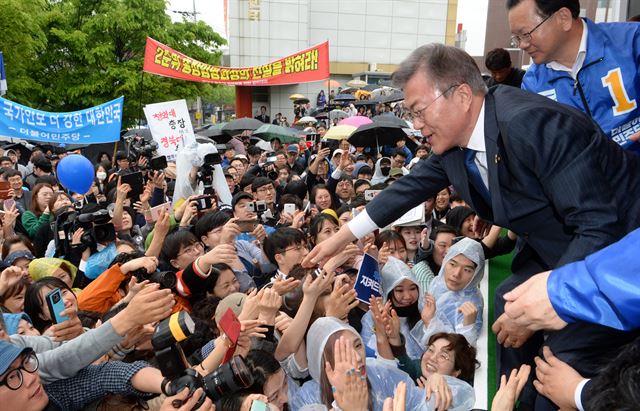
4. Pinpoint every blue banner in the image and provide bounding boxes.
[0,96,123,144]
[353,253,382,304]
